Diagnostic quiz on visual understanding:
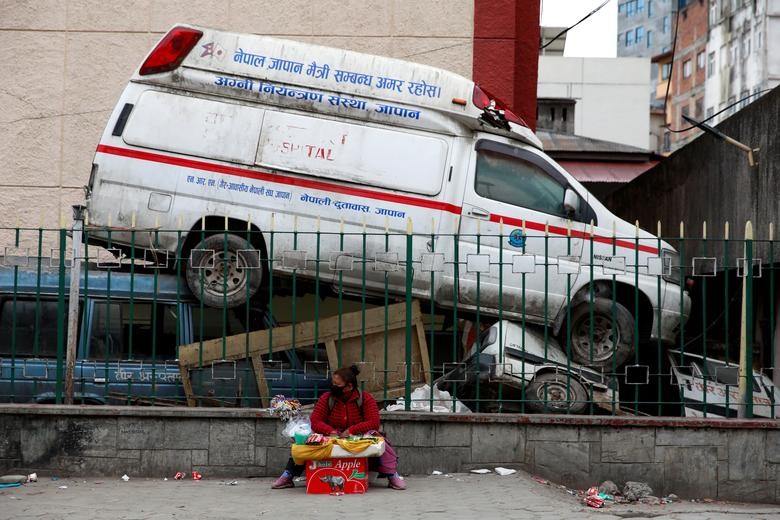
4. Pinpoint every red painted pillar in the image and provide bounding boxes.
[473,0,541,131]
